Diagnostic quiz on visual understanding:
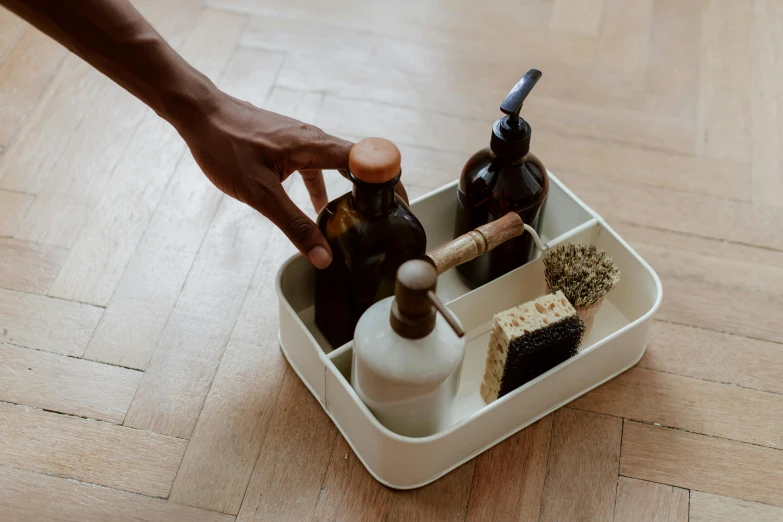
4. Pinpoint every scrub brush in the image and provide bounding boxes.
[542,243,620,335]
